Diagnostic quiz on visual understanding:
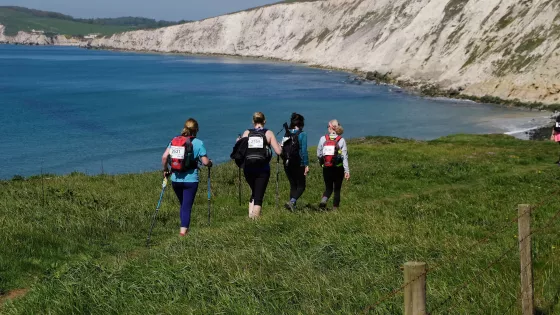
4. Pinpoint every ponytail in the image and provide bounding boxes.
[335,125,344,135]
[328,119,344,135]
[181,118,199,136]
